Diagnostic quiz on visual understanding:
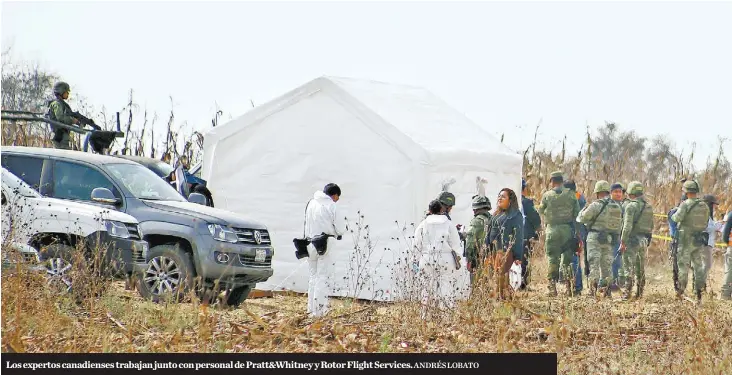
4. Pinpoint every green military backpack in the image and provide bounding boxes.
[543,187,576,225]
[633,199,655,235]
[585,197,623,234]
[604,200,623,234]
[682,198,710,232]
